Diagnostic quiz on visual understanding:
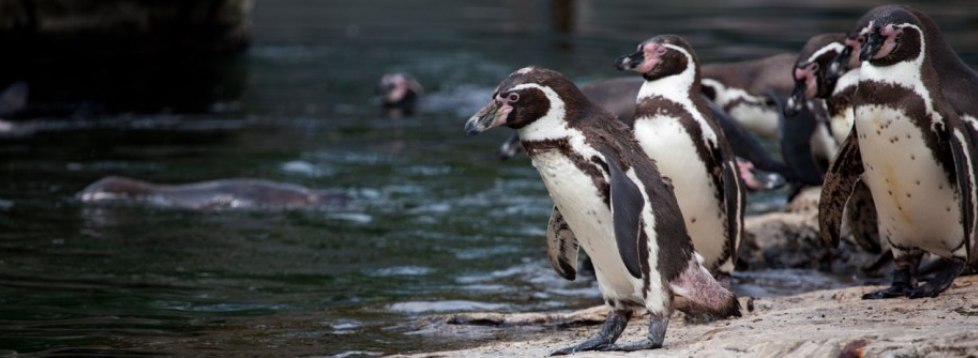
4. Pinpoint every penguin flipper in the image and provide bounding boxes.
[601,150,644,279]
[818,128,864,248]
[546,206,579,281]
[947,117,978,266]
[721,159,745,266]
